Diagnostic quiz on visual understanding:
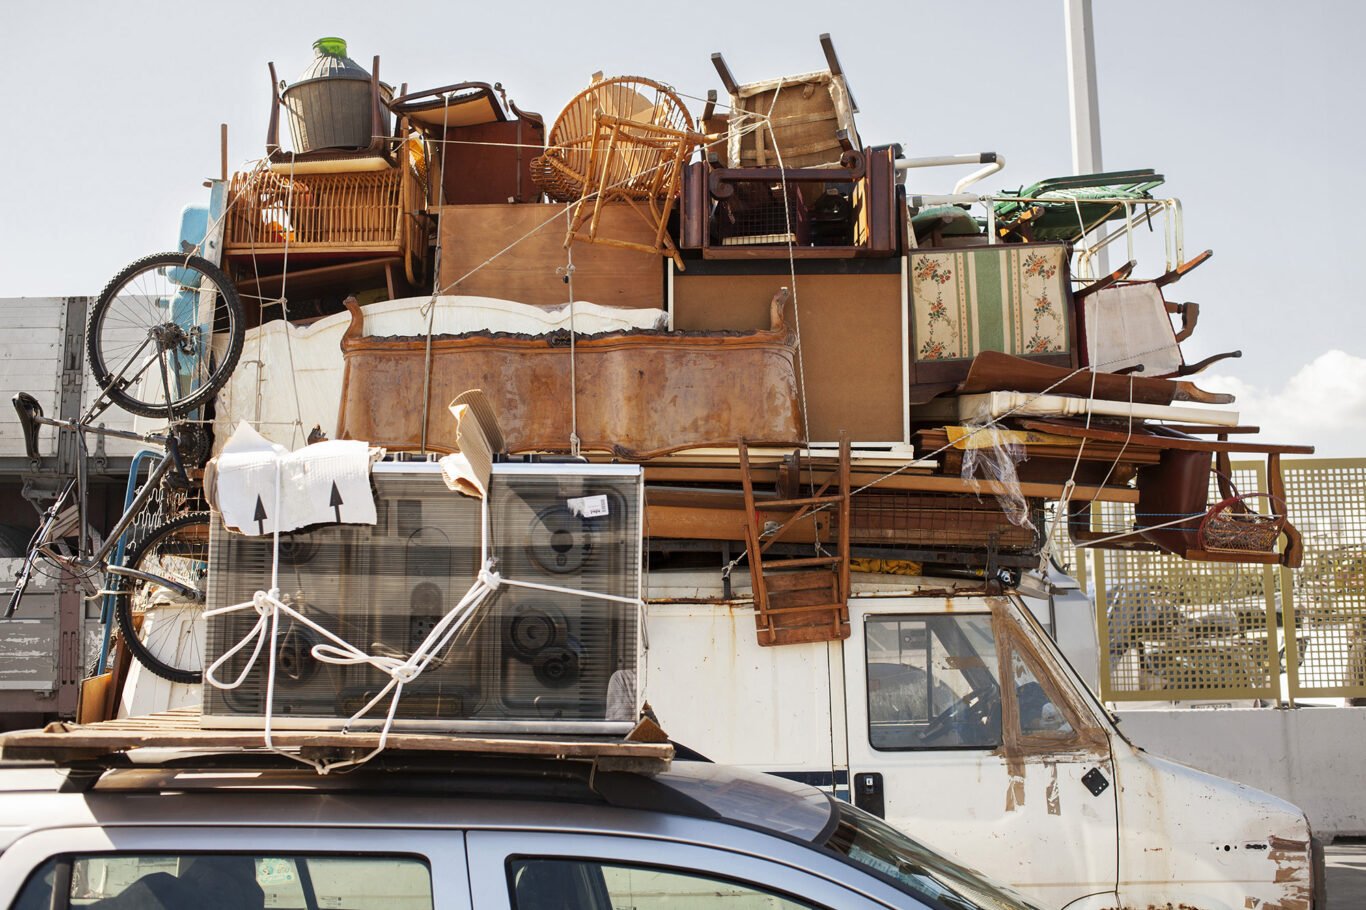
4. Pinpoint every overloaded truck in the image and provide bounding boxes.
[646,573,1323,910]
